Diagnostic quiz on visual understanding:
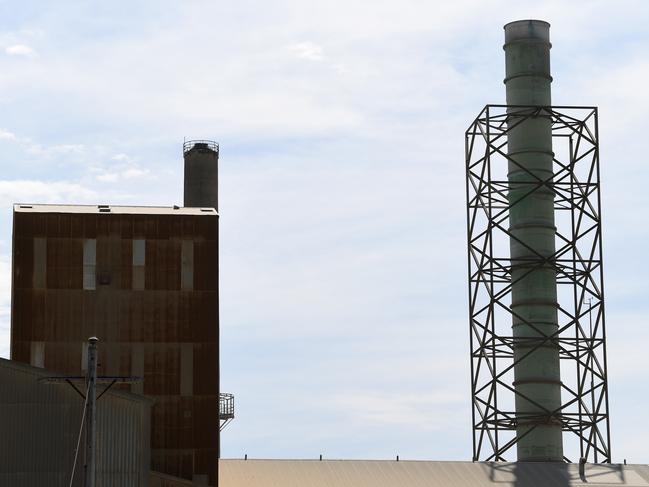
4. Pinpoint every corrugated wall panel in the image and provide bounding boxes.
[0,358,151,487]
